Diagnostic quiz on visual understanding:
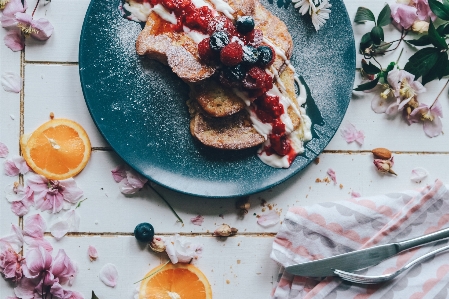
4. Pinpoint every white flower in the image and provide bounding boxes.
[164,234,202,264]
[310,0,332,31]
